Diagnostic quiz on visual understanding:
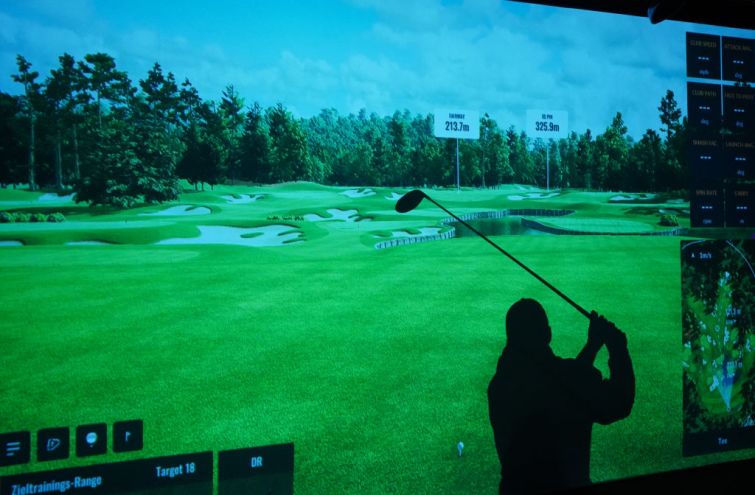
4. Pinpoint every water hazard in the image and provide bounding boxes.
[450,217,549,237]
